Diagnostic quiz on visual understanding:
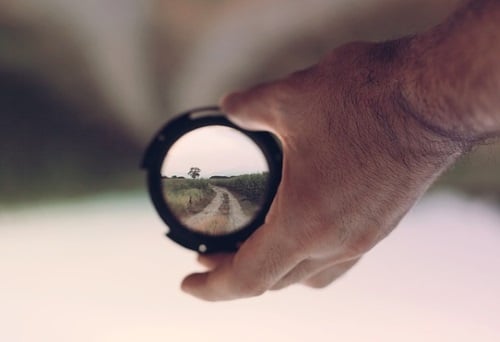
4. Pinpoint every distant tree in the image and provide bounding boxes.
[188,167,201,179]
